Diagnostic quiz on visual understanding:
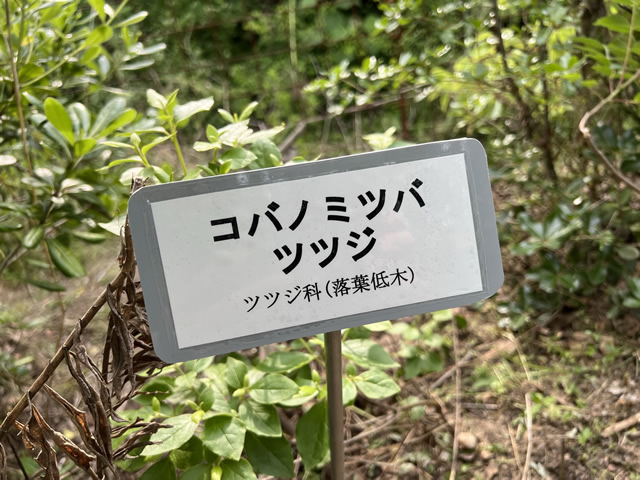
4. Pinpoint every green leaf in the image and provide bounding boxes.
[146,89,167,109]
[244,432,294,477]
[74,139,97,157]
[249,139,282,169]
[99,109,137,137]
[617,245,639,261]
[193,141,216,152]
[141,135,172,155]
[45,238,86,278]
[353,368,401,399]
[90,98,127,137]
[98,214,127,236]
[44,98,75,145]
[84,25,113,47]
[140,457,175,480]
[221,148,257,171]
[115,11,148,28]
[257,351,314,373]
[202,415,246,461]
[207,124,220,142]
[22,226,44,249]
[88,0,105,22]
[141,413,200,456]
[180,464,210,480]
[363,321,392,332]
[628,277,640,300]
[225,357,248,390]
[220,459,256,480]
[238,400,281,437]
[169,436,204,470]
[296,401,330,470]
[24,278,66,292]
[278,379,318,407]
[0,155,17,167]
[594,14,632,34]
[248,374,299,404]
[174,97,214,125]
[68,103,91,135]
[342,339,399,369]
[218,108,235,123]
[343,377,357,405]
[239,101,258,121]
